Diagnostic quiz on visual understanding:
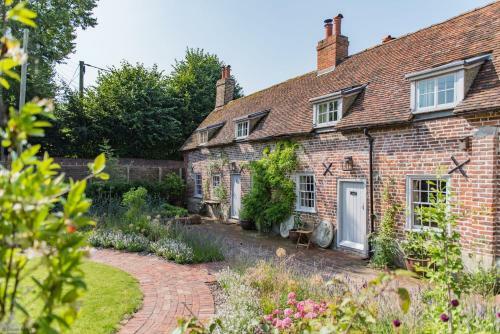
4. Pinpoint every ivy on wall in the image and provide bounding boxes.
[241,141,299,232]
